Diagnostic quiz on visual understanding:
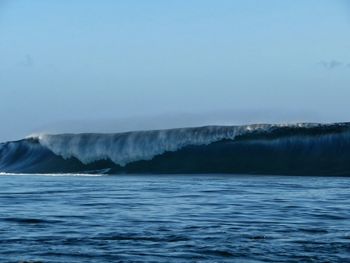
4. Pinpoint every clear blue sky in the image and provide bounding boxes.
[0,0,350,141]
